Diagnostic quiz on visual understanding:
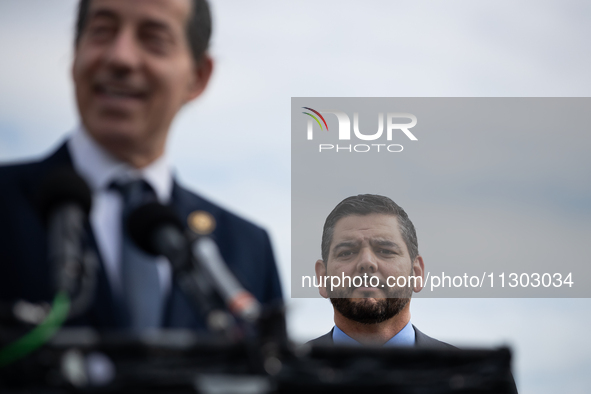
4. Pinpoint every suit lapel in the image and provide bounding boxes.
[81,221,125,328]
[308,328,335,346]
[161,181,208,329]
